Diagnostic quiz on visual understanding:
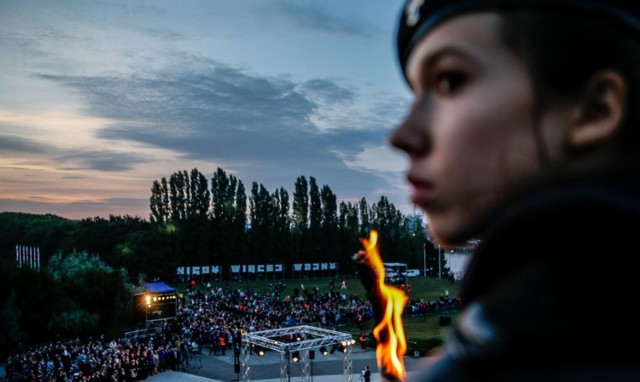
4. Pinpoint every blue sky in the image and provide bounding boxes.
[0,0,415,220]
